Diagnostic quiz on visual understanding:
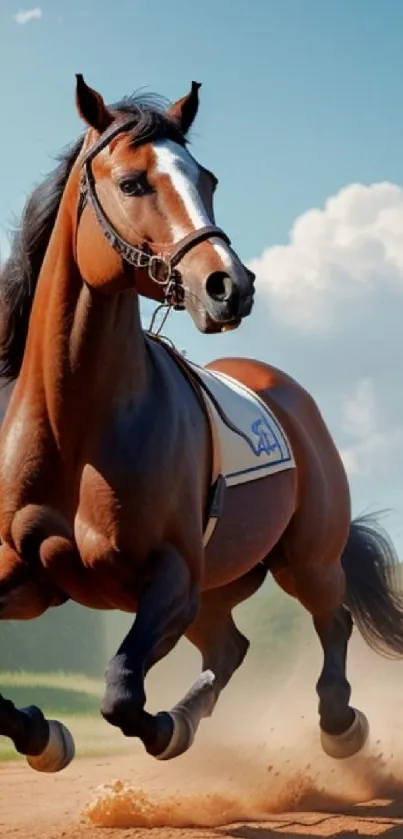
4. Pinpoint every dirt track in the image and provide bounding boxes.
[2,632,403,838]
[1,749,403,839]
